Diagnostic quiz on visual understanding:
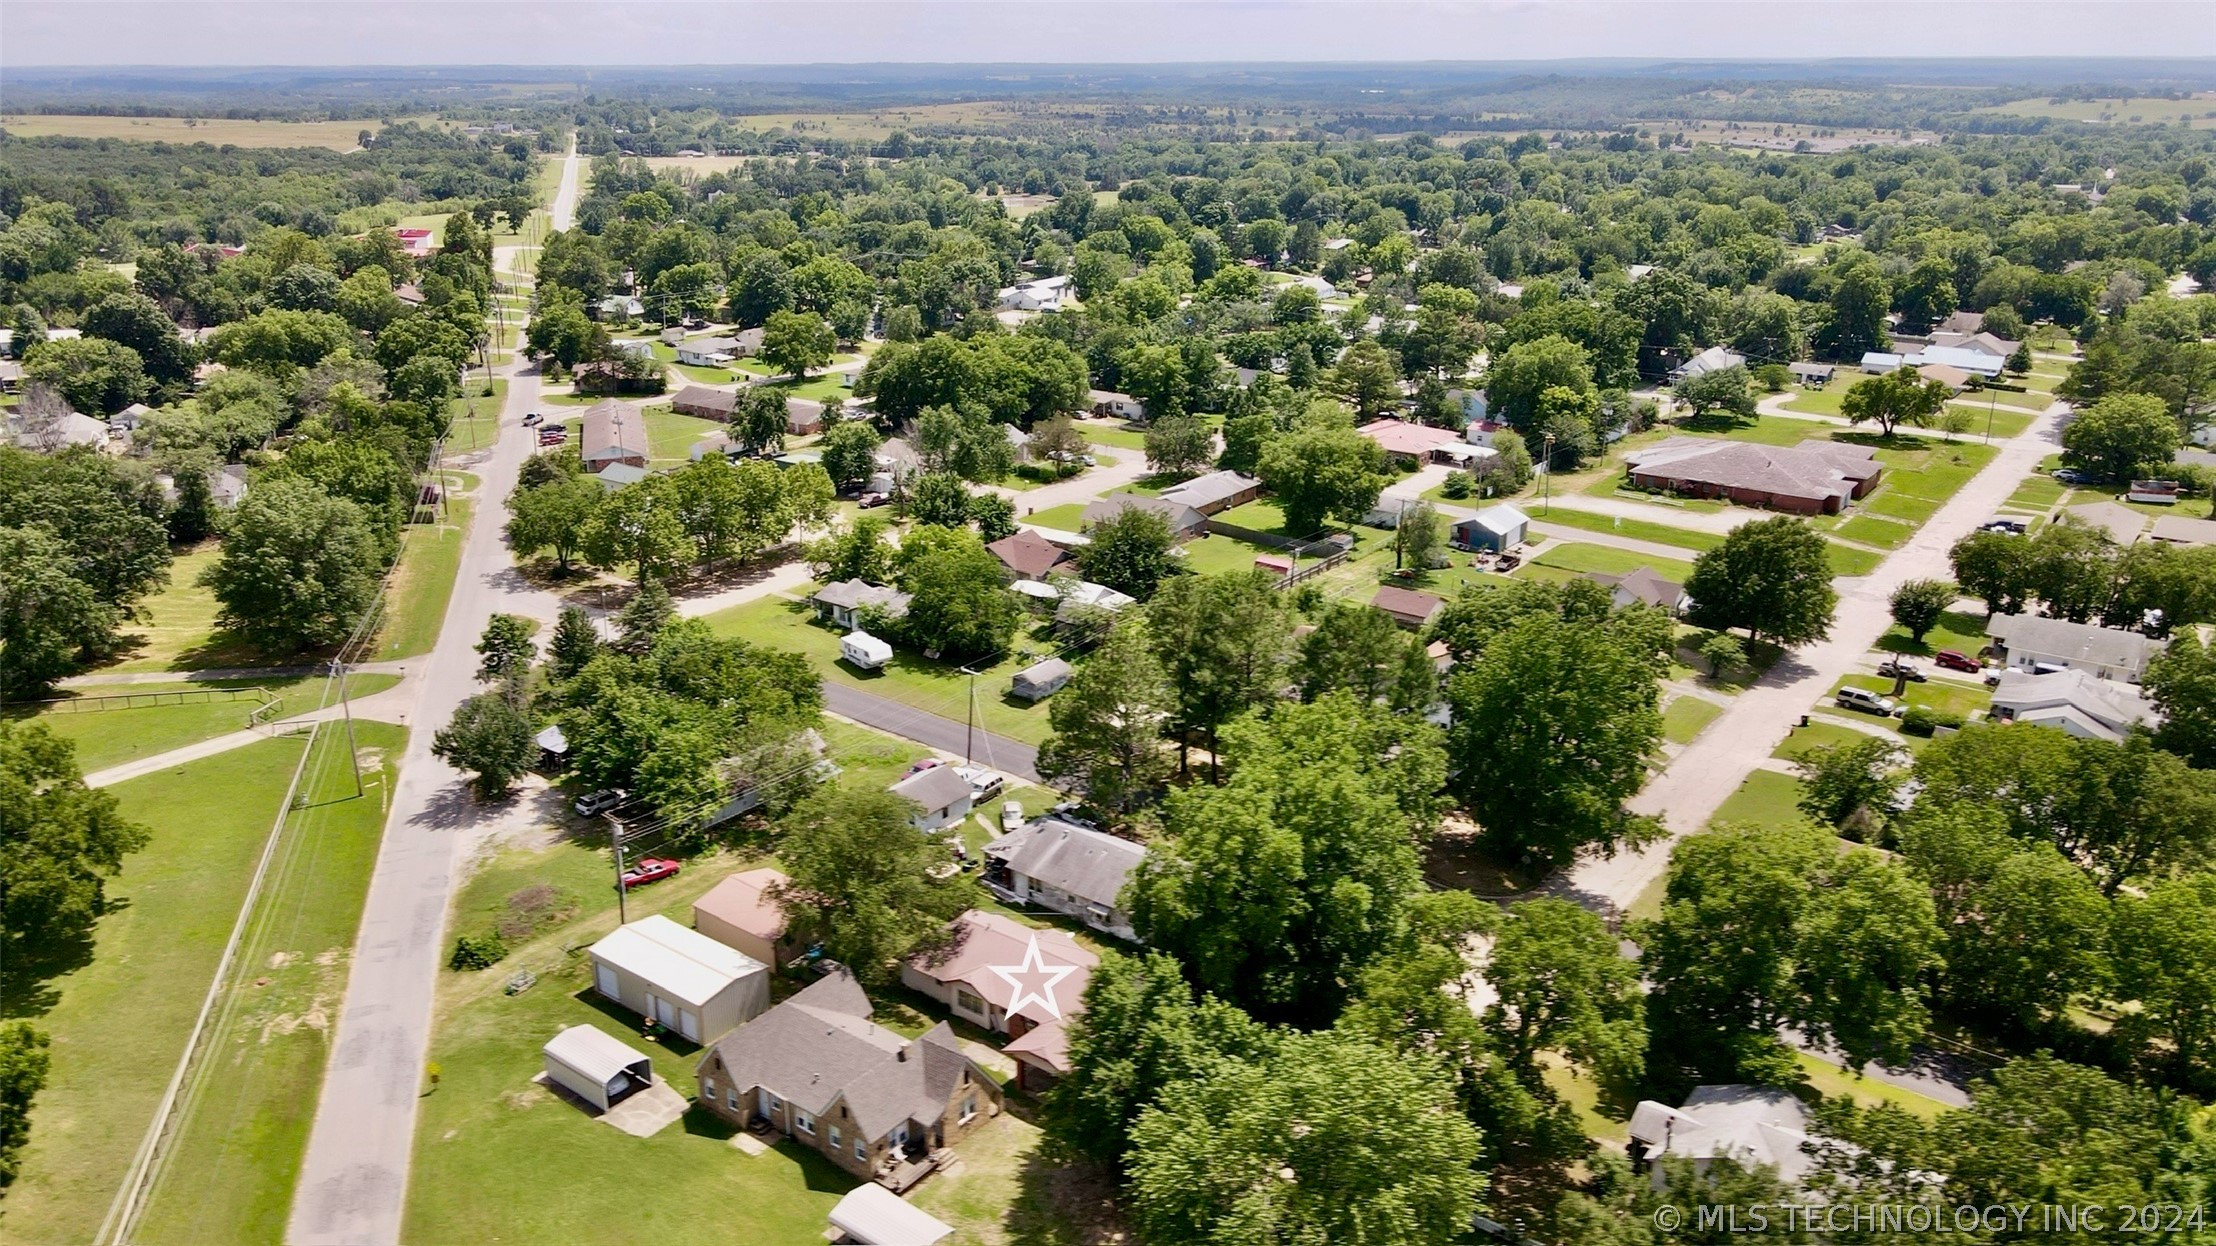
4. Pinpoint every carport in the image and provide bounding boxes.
[542,1024,654,1113]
